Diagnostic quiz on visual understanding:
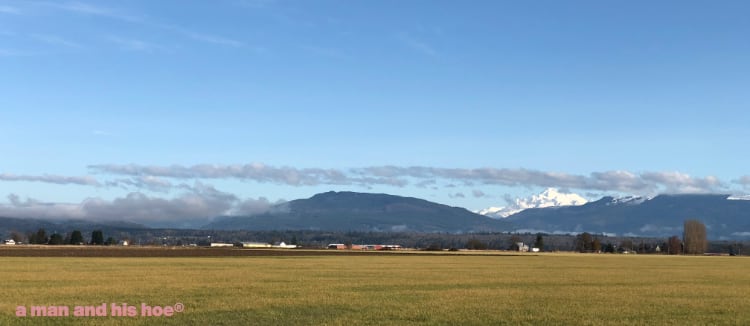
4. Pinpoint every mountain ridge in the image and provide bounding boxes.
[506,193,750,239]
[204,191,510,232]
